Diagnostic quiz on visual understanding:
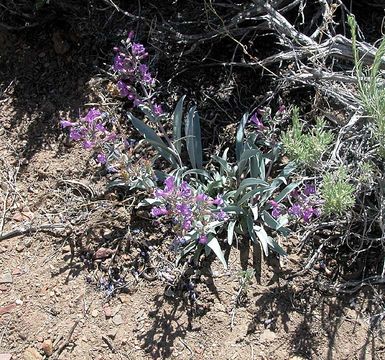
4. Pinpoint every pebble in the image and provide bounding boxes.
[107,328,118,339]
[0,273,13,284]
[0,354,12,360]
[91,309,98,317]
[16,243,24,252]
[15,299,23,305]
[112,314,124,326]
[41,339,53,356]
[22,347,42,360]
